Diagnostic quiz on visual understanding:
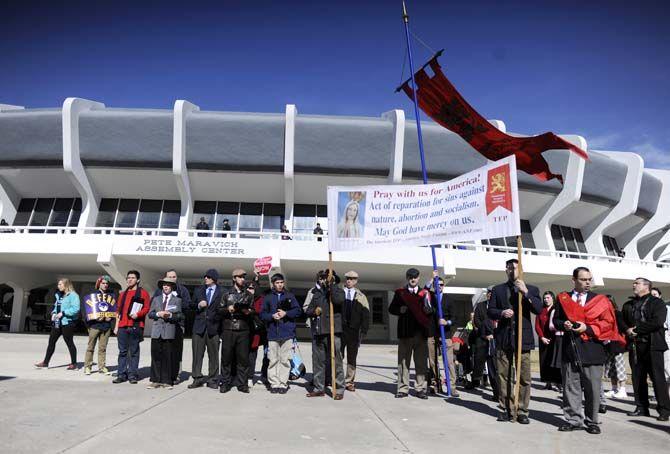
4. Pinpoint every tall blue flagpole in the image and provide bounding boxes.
[401,1,452,397]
